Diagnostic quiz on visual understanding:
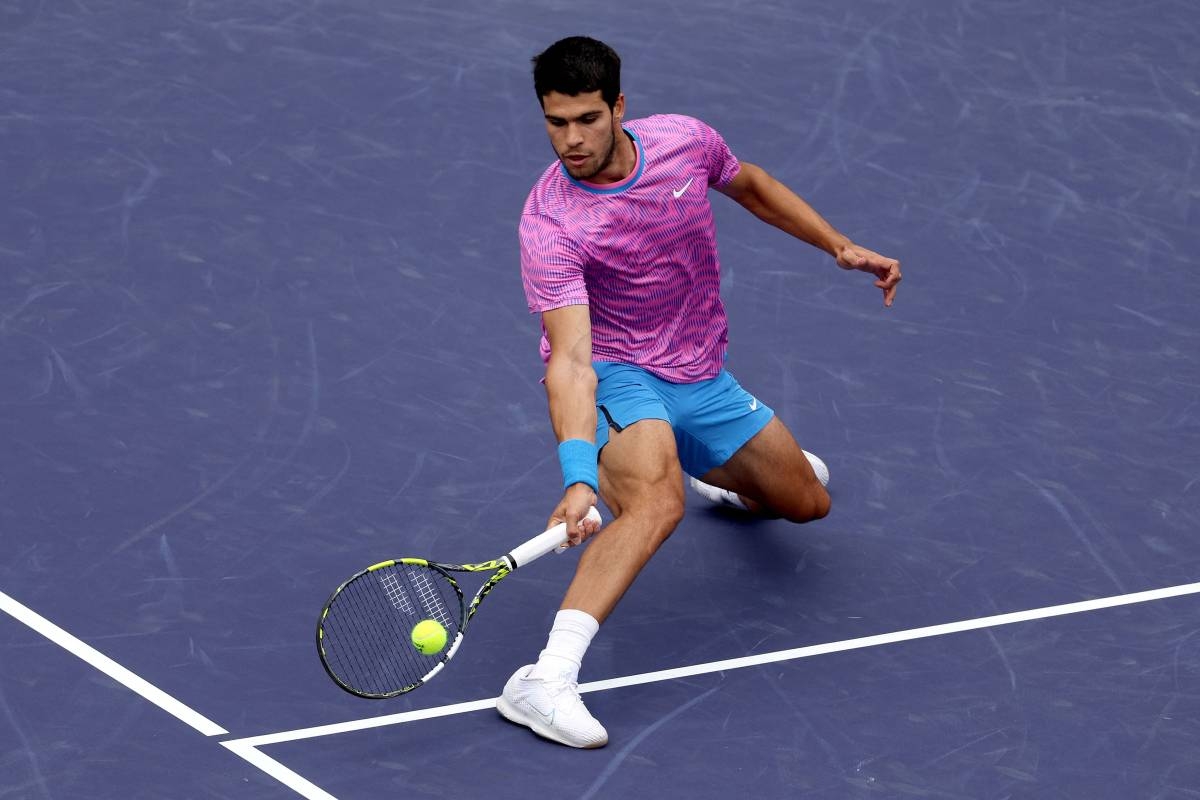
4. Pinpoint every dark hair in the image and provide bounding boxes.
[531,36,621,108]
